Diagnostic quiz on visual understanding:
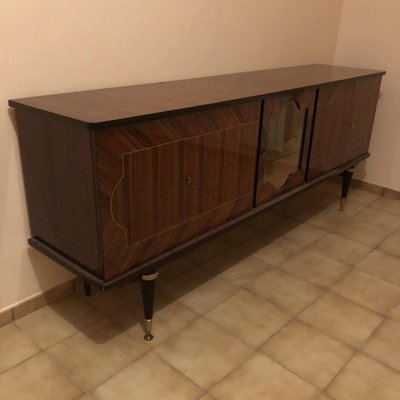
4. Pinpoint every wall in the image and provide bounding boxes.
[0,0,344,310]
[334,0,400,191]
